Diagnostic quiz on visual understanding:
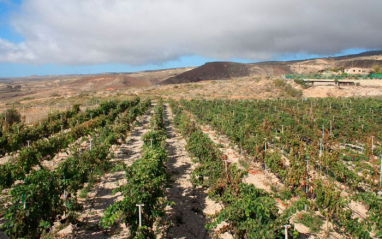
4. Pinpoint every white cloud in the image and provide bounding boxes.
[0,38,36,63]
[1,0,382,65]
